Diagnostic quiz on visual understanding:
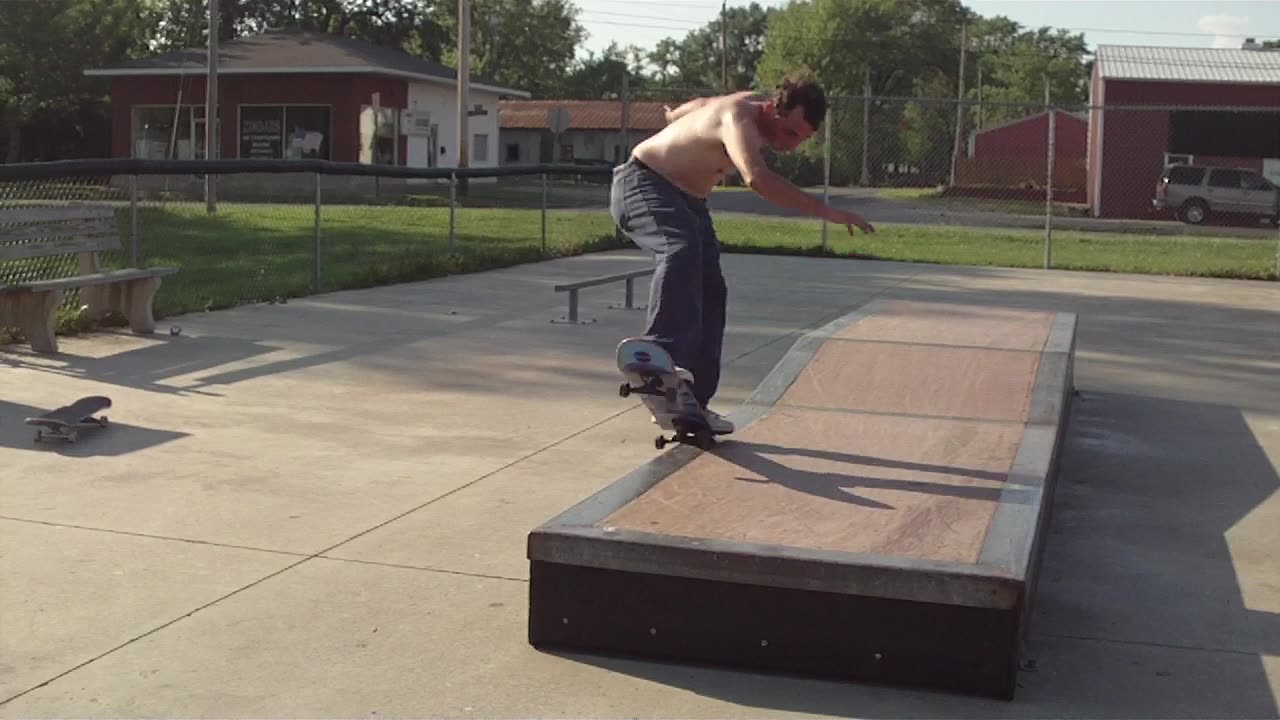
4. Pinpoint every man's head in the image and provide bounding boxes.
[759,71,827,152]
